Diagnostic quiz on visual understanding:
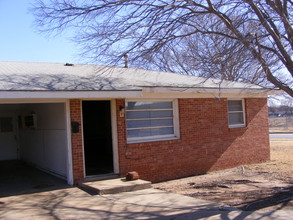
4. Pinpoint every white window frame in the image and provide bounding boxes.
[227,99,246,128]
[126,99,180,143]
